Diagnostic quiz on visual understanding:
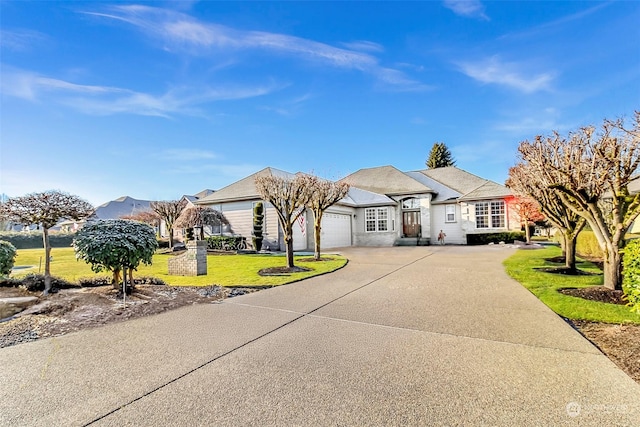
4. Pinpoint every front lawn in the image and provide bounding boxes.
[503,246,640,325]
[11,248,347,287]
